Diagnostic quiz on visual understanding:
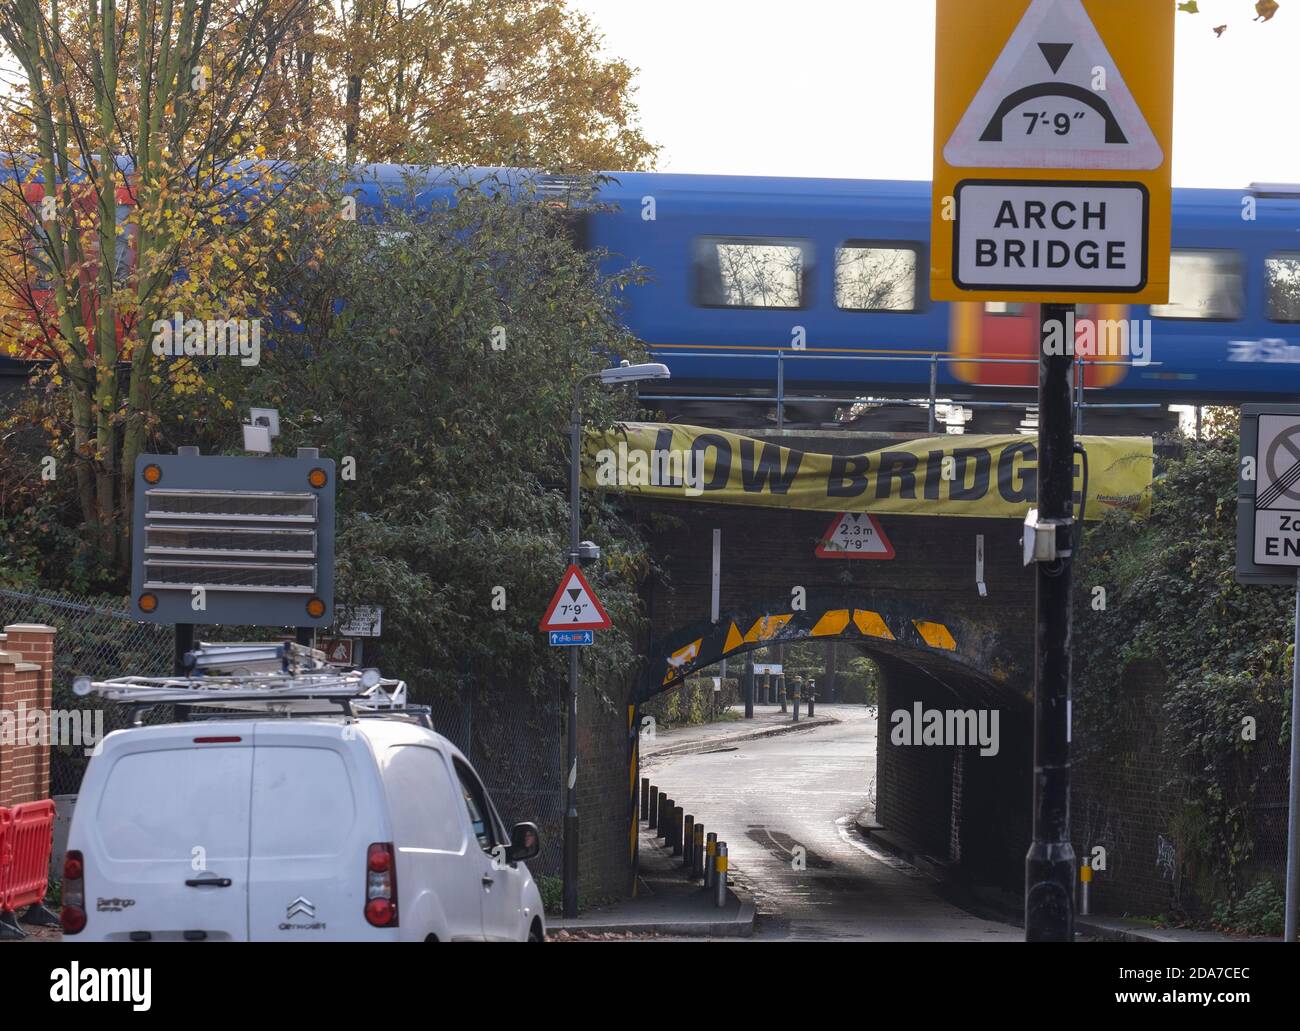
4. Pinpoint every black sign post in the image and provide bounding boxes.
[1024,303,1078,942]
